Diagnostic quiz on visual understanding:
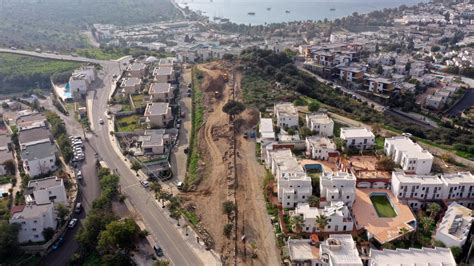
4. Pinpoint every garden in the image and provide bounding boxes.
[370,194,397,218]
